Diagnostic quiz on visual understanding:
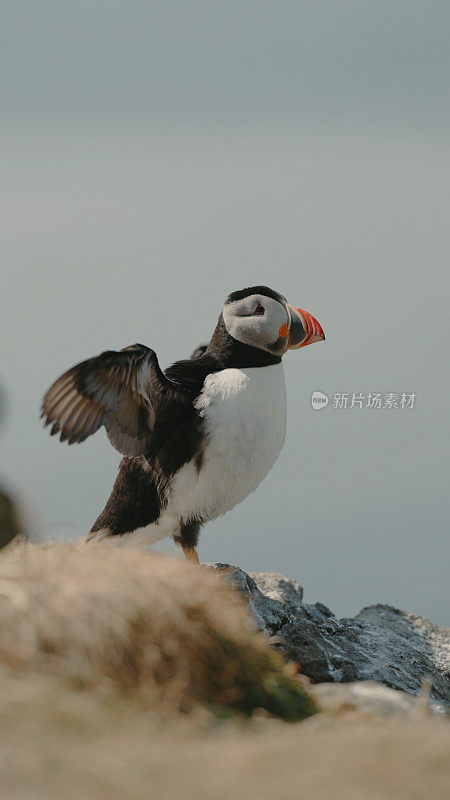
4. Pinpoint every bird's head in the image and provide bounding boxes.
[220,286,325,359]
